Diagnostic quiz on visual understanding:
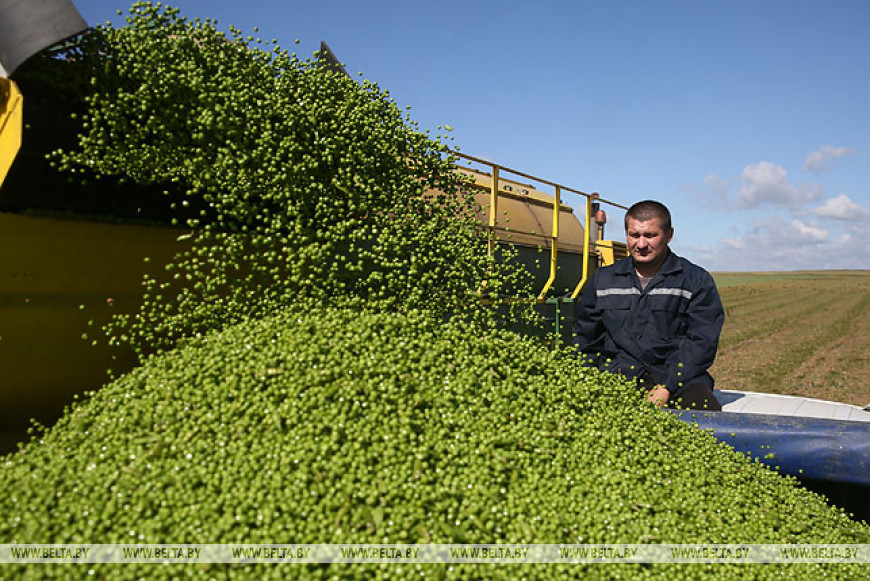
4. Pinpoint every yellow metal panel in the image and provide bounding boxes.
[0,213,187,428]
[596,240,629,266]
[0,78,24,188]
